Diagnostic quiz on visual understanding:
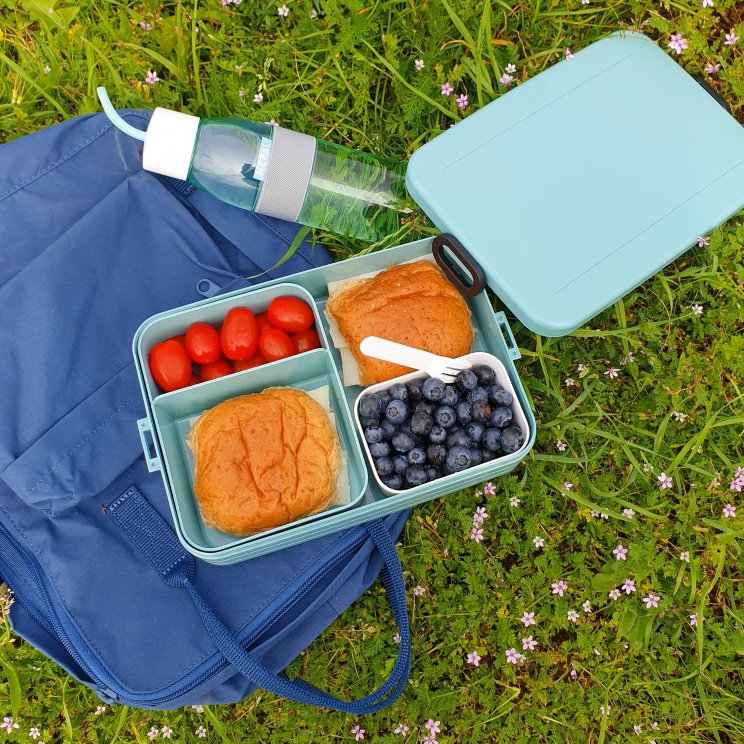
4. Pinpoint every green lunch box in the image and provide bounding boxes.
[132,32,744,564]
